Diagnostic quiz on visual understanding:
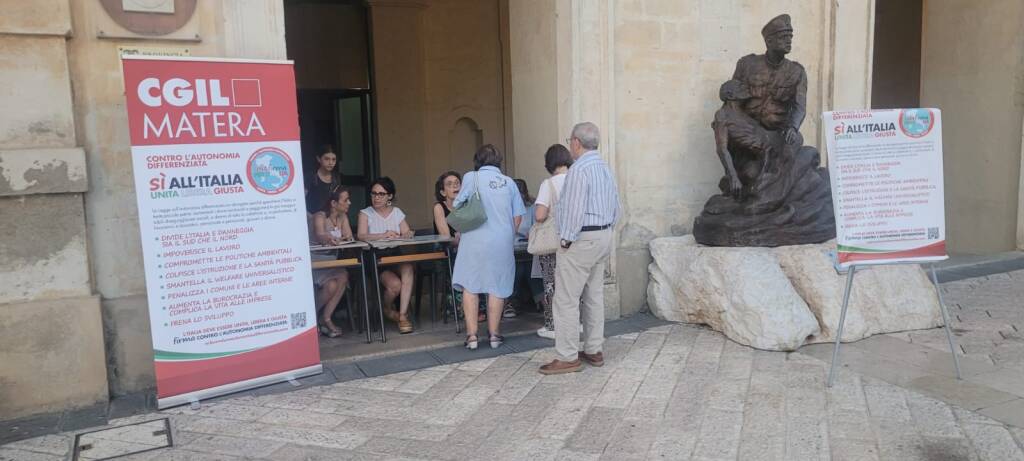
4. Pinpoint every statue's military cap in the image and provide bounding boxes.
[761,14,793,38]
